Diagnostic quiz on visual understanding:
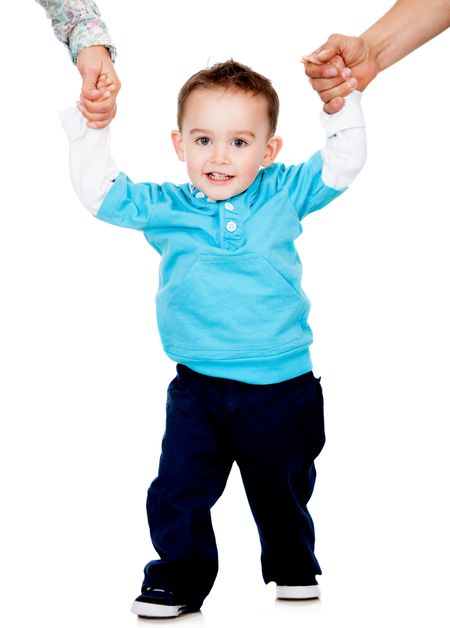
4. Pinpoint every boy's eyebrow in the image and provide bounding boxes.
[189,128,256,139]
[234,130,256,138]
[189,128,211,136]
